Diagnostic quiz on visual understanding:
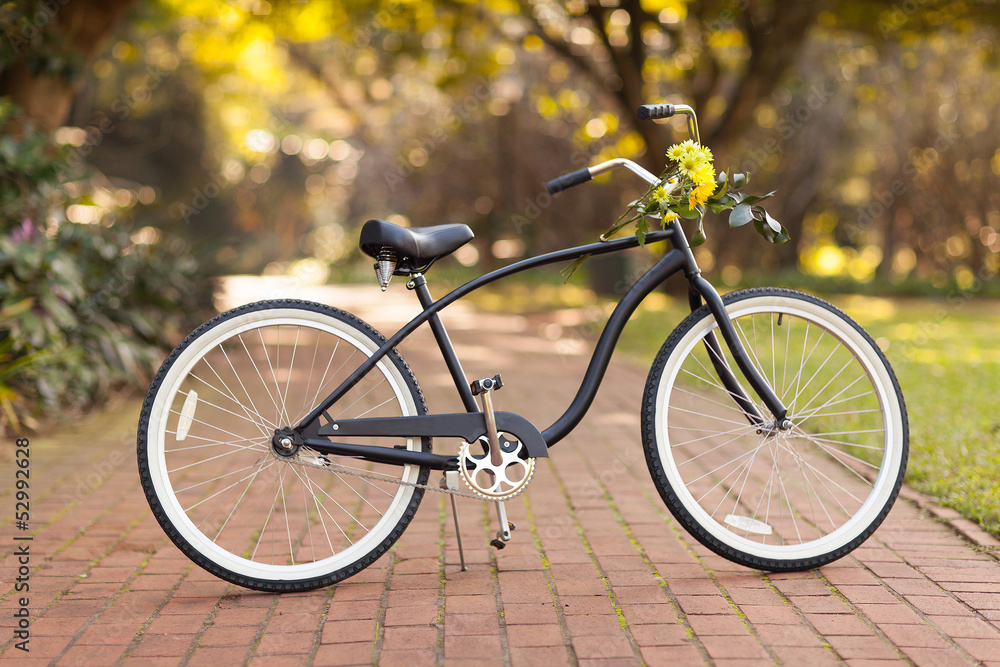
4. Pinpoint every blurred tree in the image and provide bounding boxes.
[0,0,135,132]
[34,0,998,291]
